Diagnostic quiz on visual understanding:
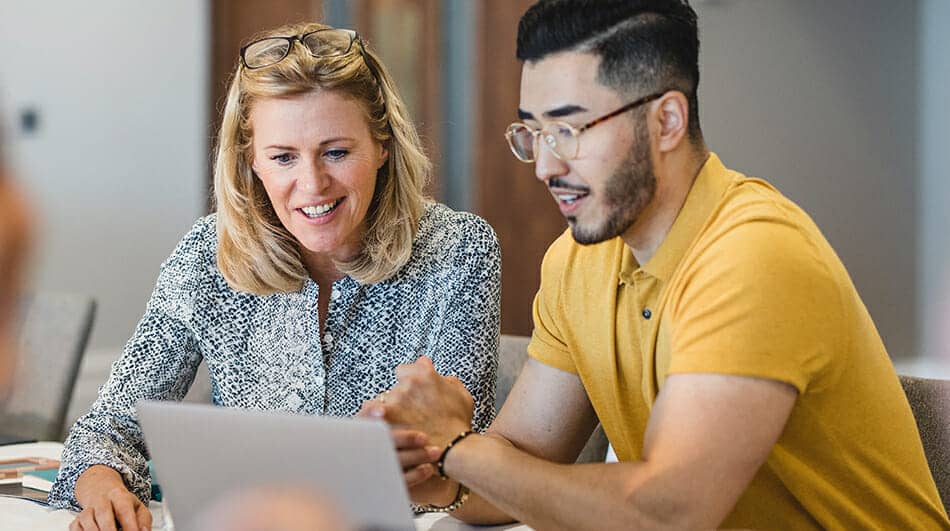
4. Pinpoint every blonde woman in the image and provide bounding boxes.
[52,22,500,531]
